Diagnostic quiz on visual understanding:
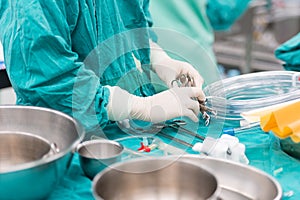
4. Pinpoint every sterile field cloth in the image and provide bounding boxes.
[47,124,300,200]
